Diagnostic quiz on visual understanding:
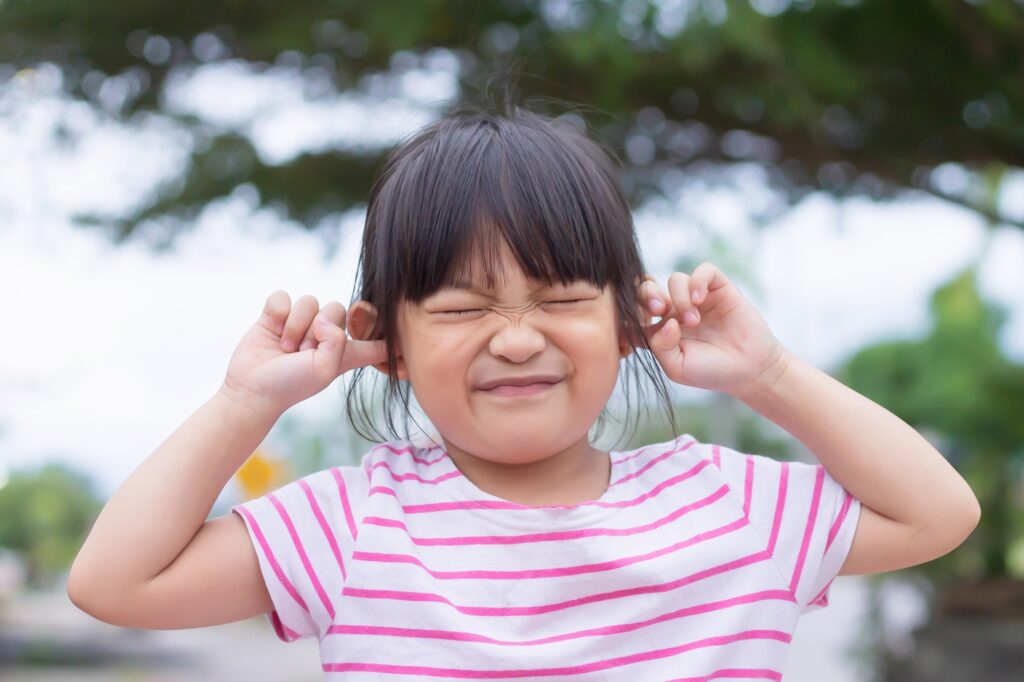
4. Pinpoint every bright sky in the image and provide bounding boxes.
[1,59,1022,501]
